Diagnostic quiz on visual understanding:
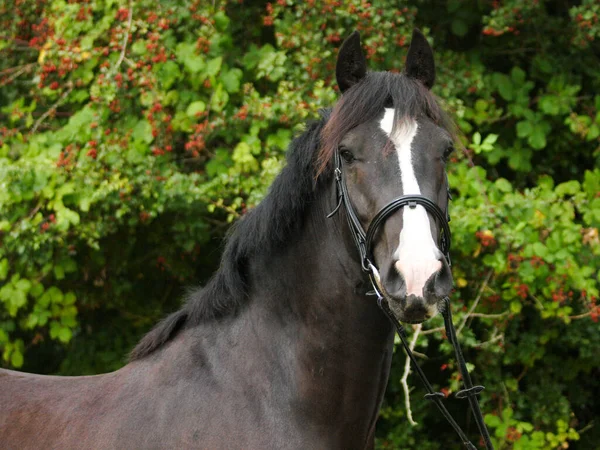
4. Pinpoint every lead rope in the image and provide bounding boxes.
[376,290,493,449]
[372,288,474,448]
[442,297,494,450]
